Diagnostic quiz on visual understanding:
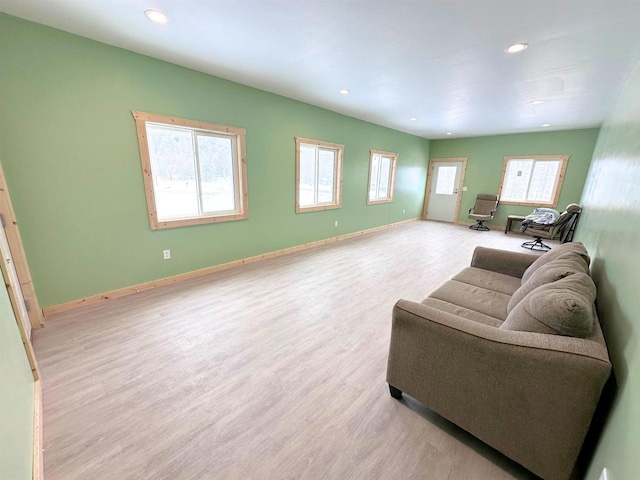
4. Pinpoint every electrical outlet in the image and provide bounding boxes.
[335,220,338,227]
[163,249,171,260]
[599,468,609,480]
[463,186,468,191]
[402,209,406,214]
